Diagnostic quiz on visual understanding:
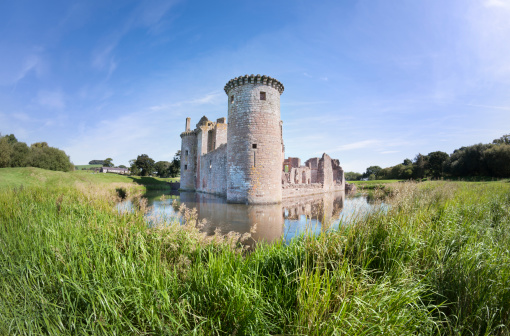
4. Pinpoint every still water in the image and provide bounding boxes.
[119,190,383,244]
